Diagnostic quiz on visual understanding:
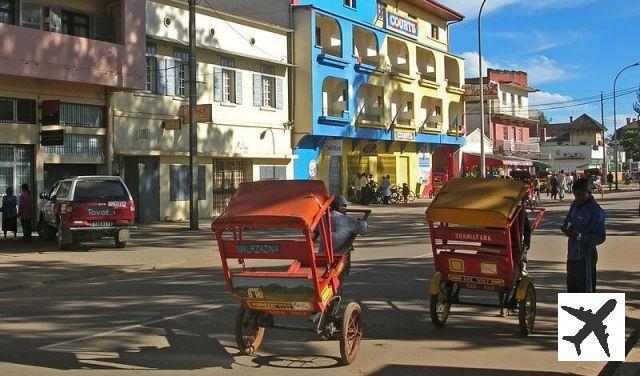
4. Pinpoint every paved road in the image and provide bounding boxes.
[1,190,638,375]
